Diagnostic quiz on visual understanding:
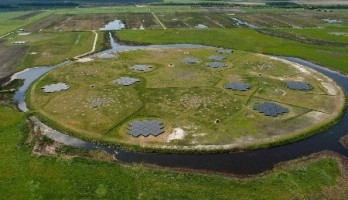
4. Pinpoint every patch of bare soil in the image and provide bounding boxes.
[322,81,339,95]
[0,41,27,81]
[26,14,65,32]
[339,134,348,149]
